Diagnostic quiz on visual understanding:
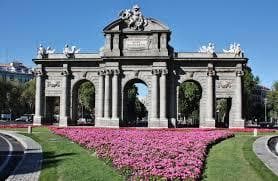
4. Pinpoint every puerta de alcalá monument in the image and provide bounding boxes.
[33,5,247,128]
